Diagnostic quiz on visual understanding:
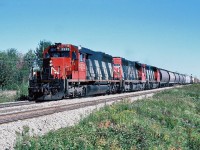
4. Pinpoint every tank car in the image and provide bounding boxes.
[159,69,170,87]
